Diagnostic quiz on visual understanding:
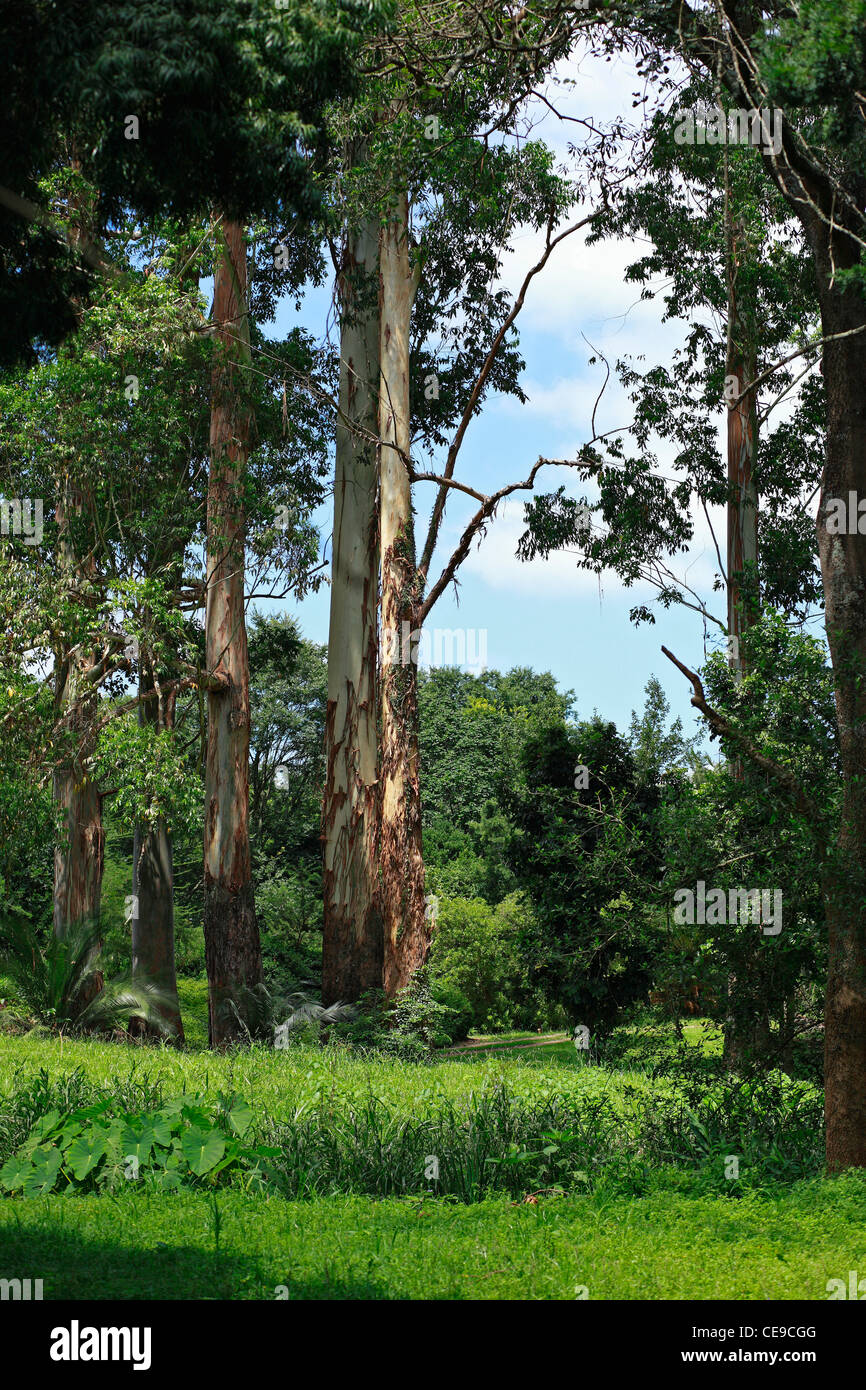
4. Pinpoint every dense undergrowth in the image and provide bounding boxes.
[0,1028,823,1204]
